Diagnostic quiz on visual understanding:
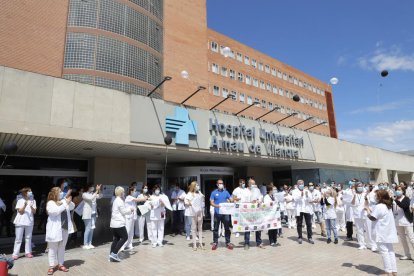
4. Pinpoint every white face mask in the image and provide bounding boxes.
[218,184,224,190]
[143,188,148,194]
[155,190,160,195]
[88,187,94,193]
[195,186,200,192]
[251,184,257,189]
